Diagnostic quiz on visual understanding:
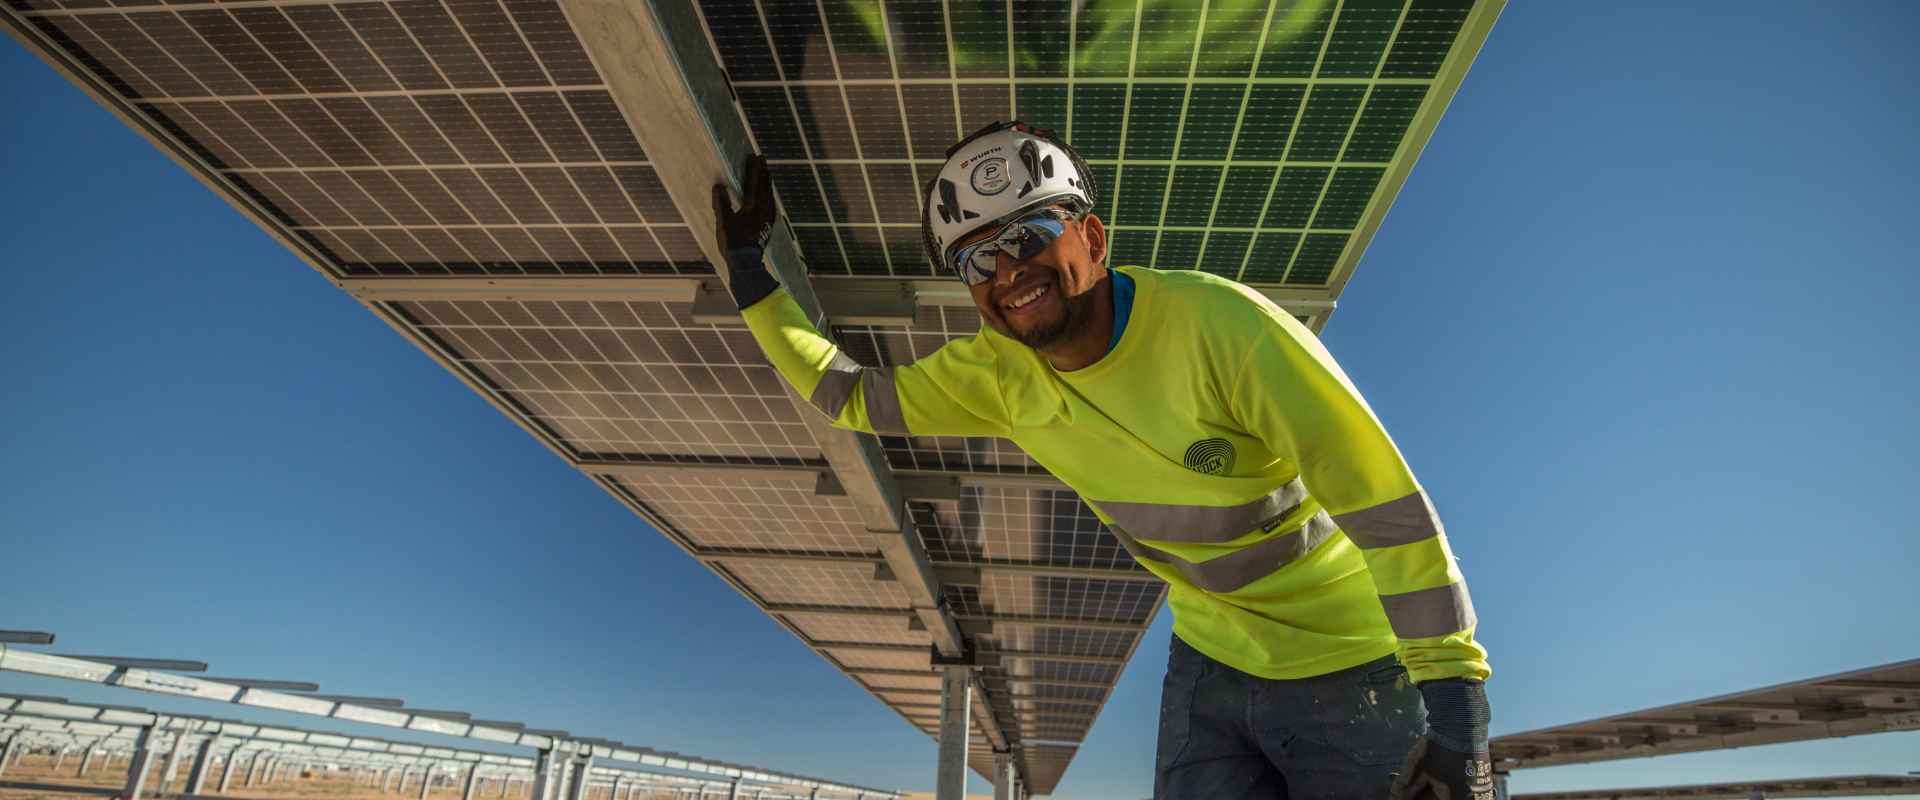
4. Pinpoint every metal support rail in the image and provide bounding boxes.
[0,649,894,797]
